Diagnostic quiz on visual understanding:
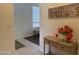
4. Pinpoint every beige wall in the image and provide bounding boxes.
[0,4,15,54]
[40,3,79,54]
